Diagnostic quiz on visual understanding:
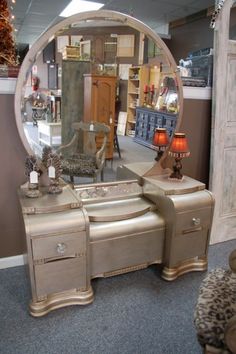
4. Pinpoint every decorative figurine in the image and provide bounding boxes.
[42,146,63,194]
[25,155,41,198]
